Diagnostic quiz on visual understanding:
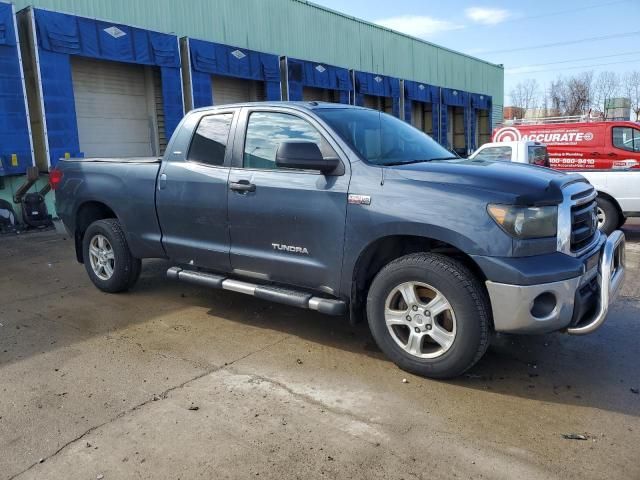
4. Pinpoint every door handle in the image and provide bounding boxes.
[159,173,167,190]
[229,180,256,193]
[590,152,600,156]
[608,152,618,157]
